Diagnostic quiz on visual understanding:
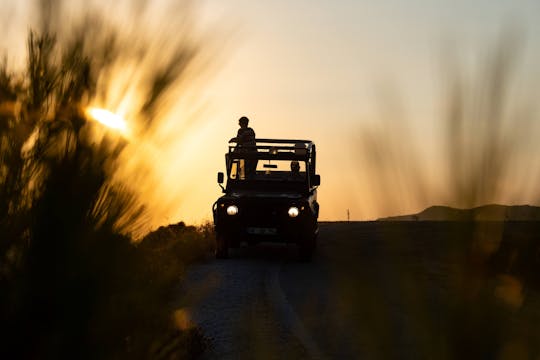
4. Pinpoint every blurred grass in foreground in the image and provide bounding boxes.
[351,29,540,359]
[320,221,540,360]
[357,30,539,216]
[0,0,217,358]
